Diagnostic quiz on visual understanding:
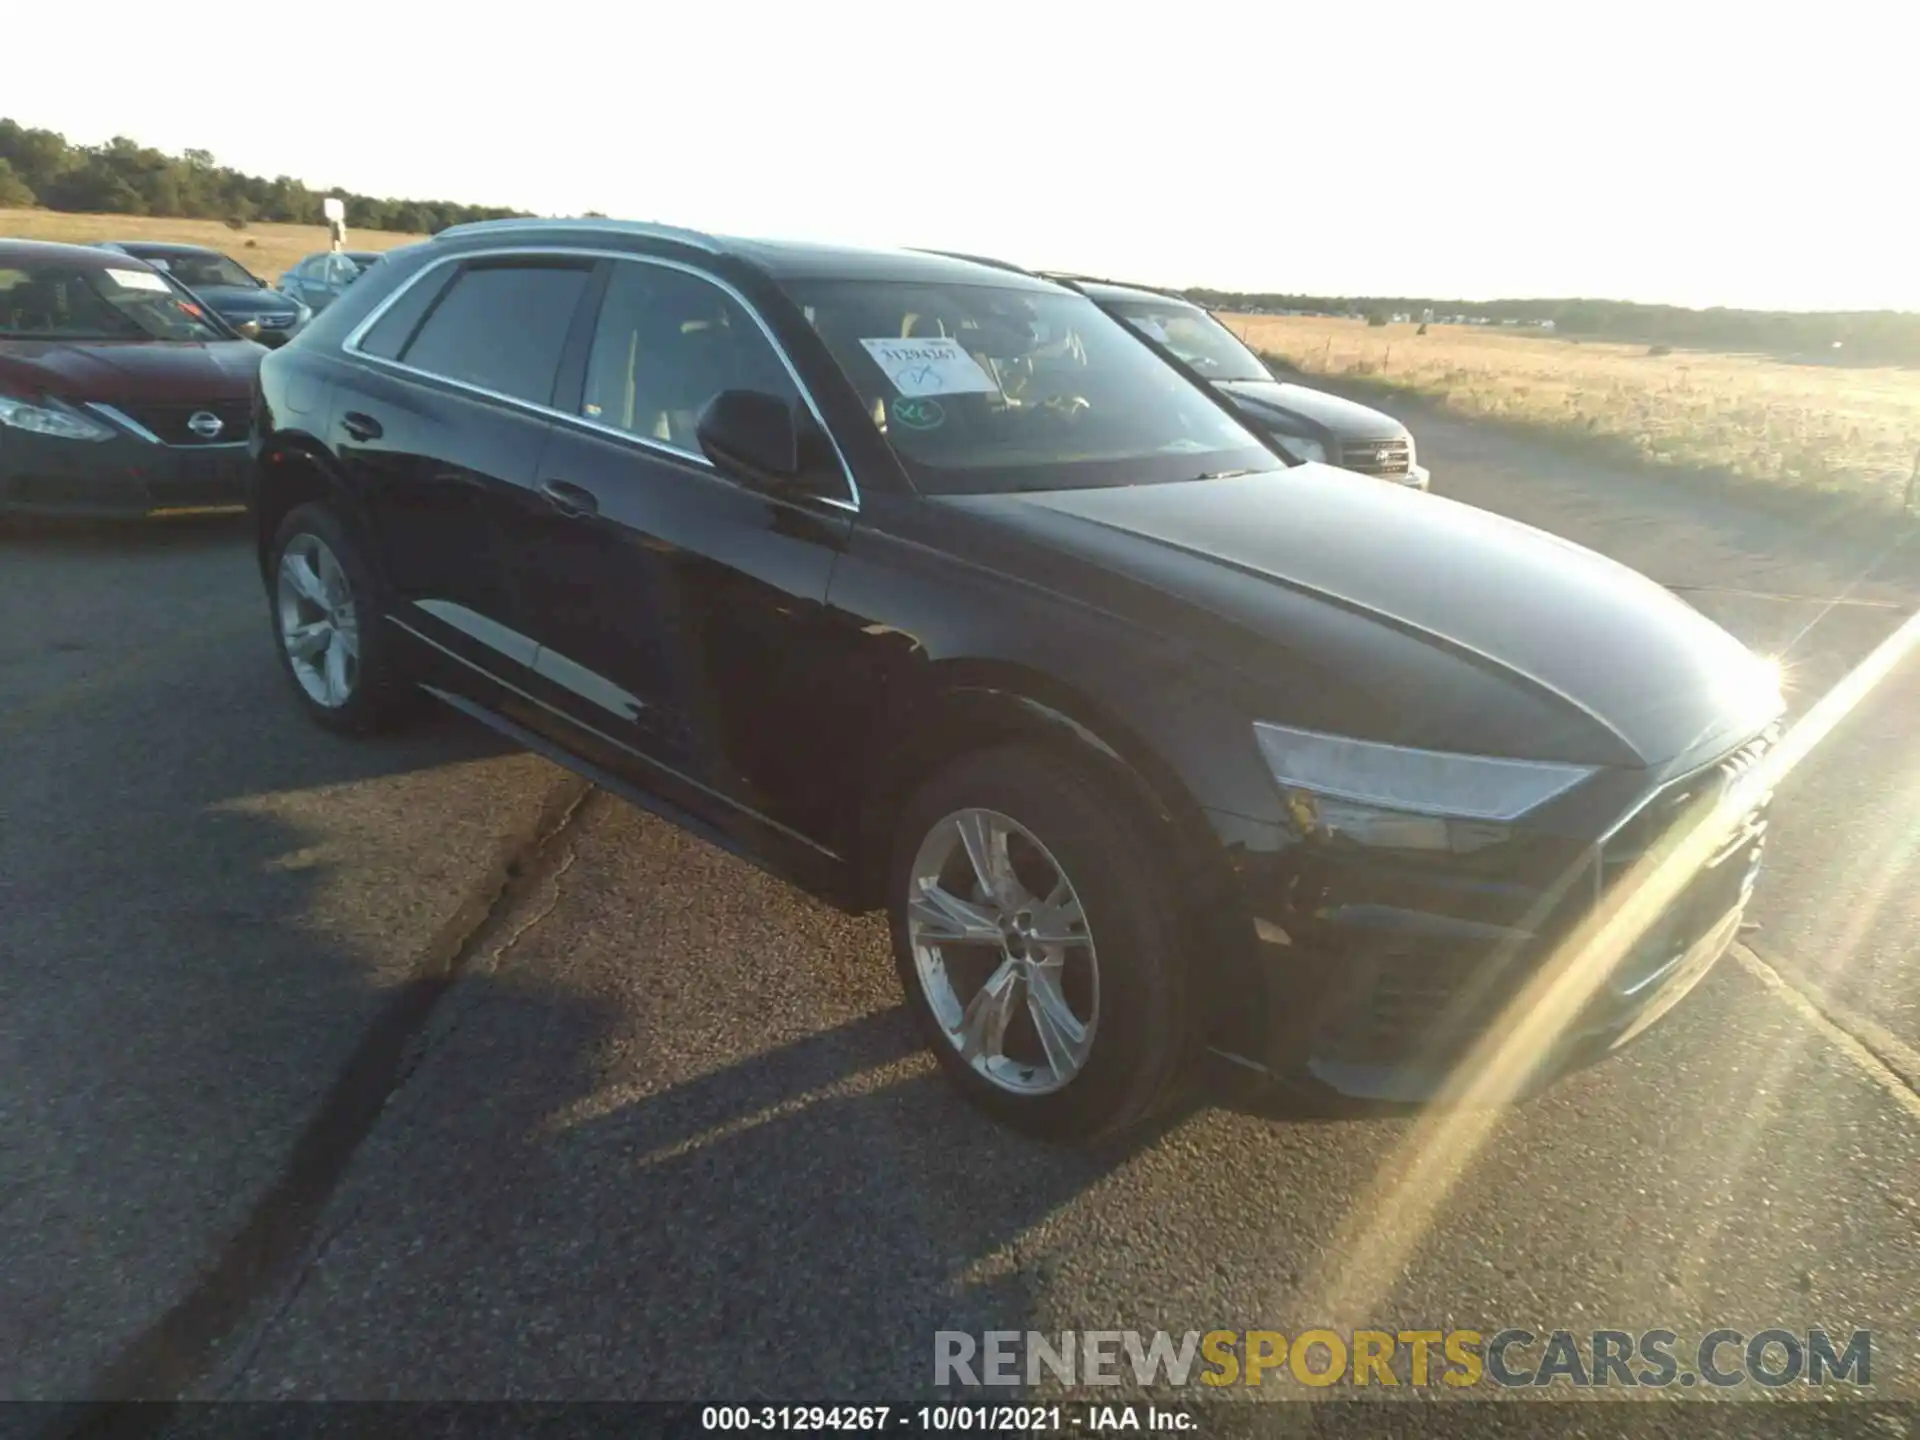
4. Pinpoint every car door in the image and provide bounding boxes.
[509,254,857,859]
[335,252,597,691]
